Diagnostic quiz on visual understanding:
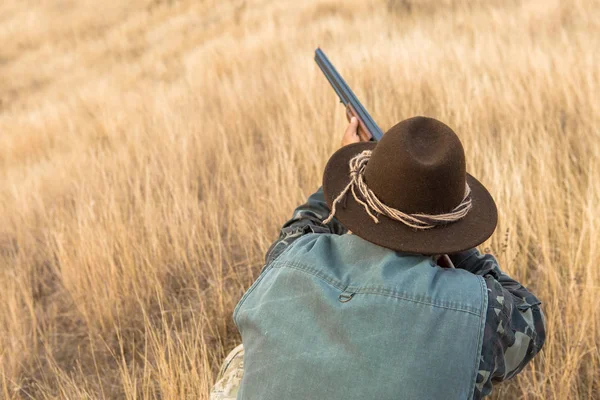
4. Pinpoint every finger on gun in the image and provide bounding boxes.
[348,104,373,141]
